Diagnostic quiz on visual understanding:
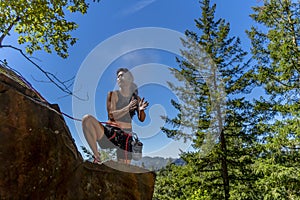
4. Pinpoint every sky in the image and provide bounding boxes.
[1,0,263,159]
